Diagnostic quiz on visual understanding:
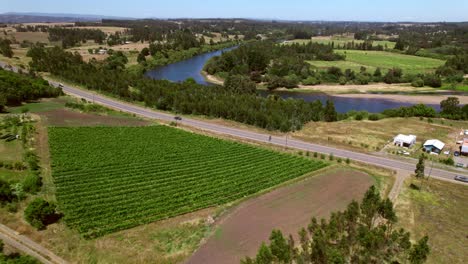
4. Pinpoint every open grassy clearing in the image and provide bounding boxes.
[48,126,327,238]
[308,50,445,75]
[394,179,468,264]
[189,168,377,264]
[294,117,464,153]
